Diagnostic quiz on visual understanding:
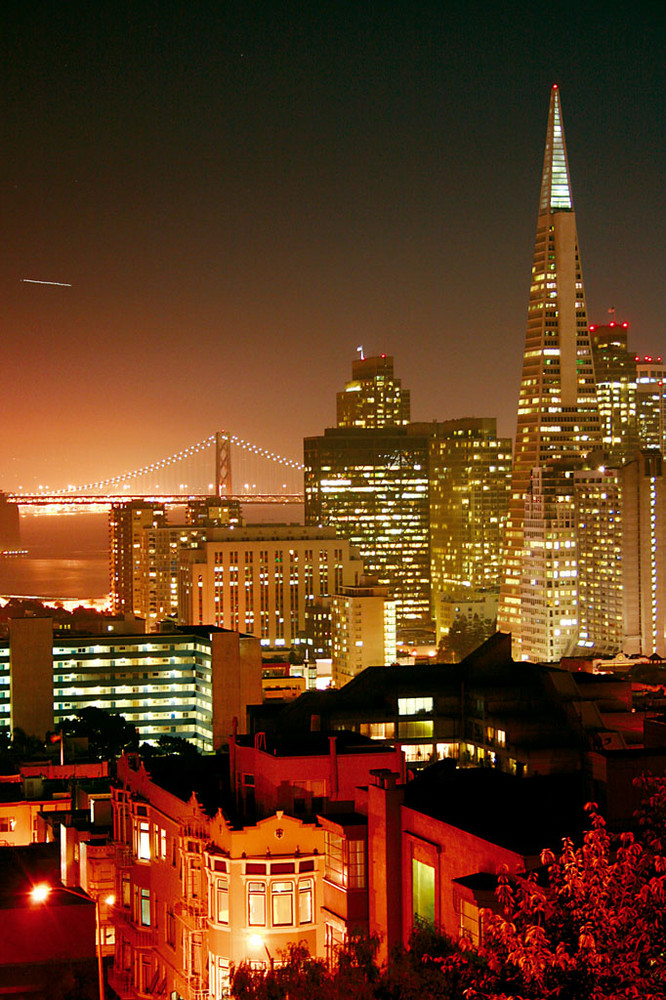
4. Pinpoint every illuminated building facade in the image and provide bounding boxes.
[3,621,262,751]
[110,499,242,630]
[499,87,601,656]
[110,755,324,999]
[336,354,410,429]
[424,418,512,636]
[179,526,363,647]
[574,468,623,655]
[521,465,579,663]
[622,451,666,657]
[110,501,166,619]
[331,576,397,687]
[304,426,431,626]
[306,355,430,626]
[636,355,666,452]
[589,322,639,462]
